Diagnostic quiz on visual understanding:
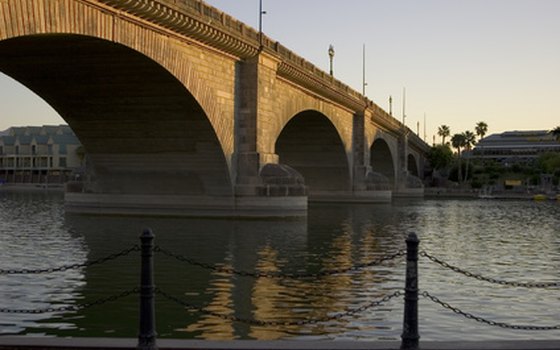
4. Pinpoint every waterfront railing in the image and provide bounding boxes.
[1,230,559,350]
